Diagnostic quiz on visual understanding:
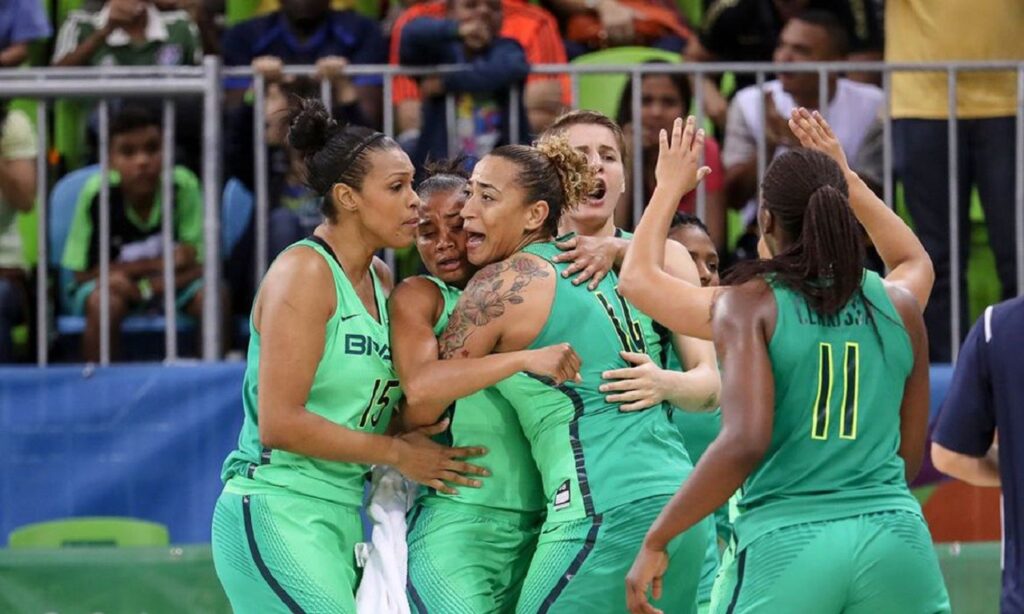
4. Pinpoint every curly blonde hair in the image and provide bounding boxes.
[489,139,596,236]
[535,135,597,213]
